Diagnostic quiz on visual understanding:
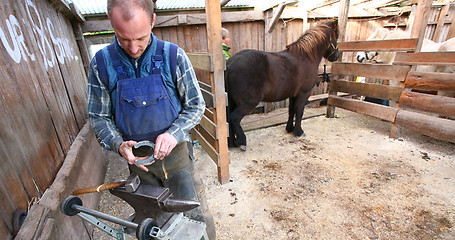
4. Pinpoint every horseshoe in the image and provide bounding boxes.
[133,141,156,165]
